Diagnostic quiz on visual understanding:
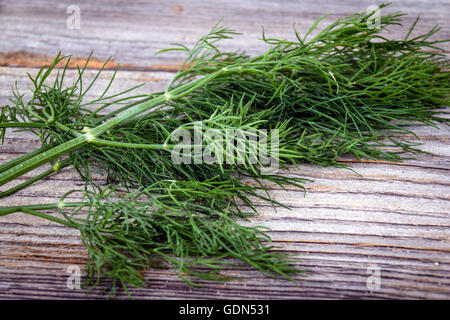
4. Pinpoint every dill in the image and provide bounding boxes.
[0,4,448,296]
